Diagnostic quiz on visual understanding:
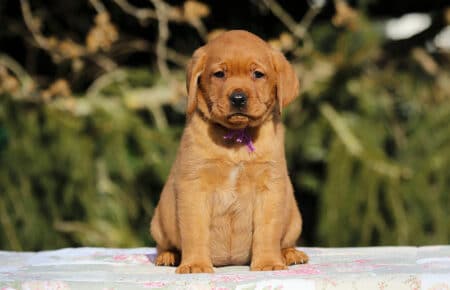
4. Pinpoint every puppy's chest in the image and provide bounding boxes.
[209,162,255,265]
[210,162,253,215]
